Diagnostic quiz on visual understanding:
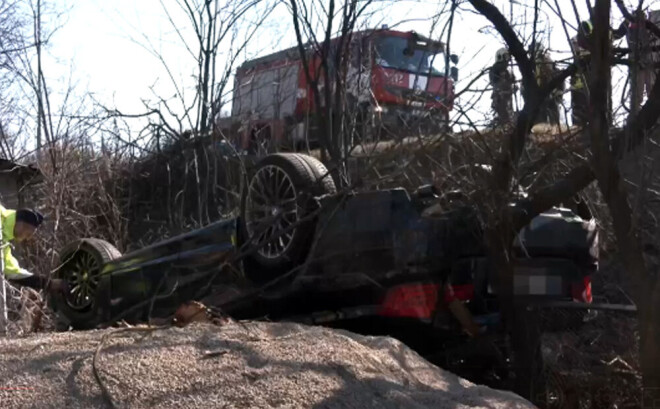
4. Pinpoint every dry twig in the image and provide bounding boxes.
[92,325,170,408]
